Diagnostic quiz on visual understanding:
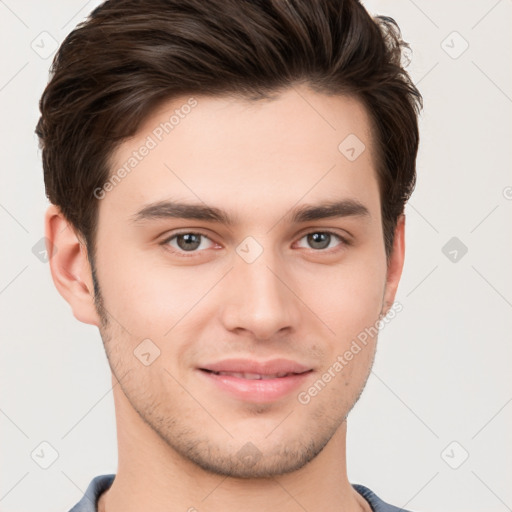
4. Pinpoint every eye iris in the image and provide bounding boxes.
[308,232,330,249]
[173,233,335,252]
[177,233,201,251]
